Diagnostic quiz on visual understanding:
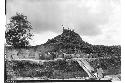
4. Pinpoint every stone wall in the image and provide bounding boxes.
[4,45,57,60]
[5,46,41,60]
